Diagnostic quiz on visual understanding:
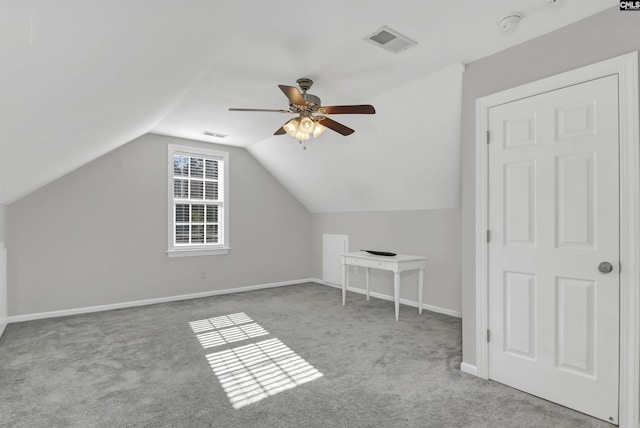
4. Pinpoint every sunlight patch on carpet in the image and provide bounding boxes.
[190,313,323,409]
[196,323,269,348]
[189,312,254,333]
[206,338,323,409]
